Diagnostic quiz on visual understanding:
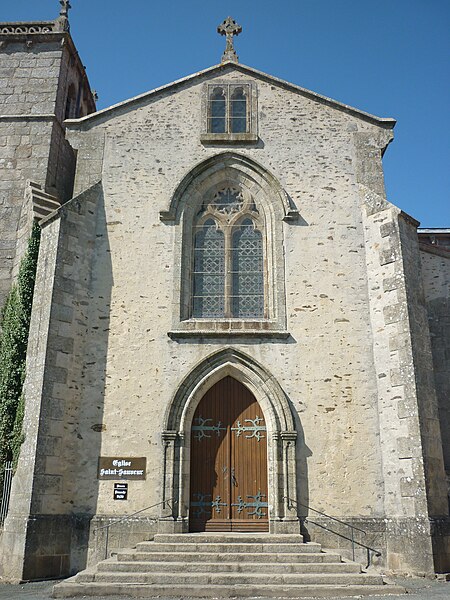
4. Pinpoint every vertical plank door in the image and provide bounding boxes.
[189,376,268,532]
